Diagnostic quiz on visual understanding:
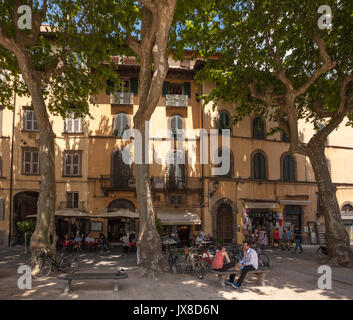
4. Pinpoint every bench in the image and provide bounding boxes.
[210,267,271,288]
[57,271,128,293]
